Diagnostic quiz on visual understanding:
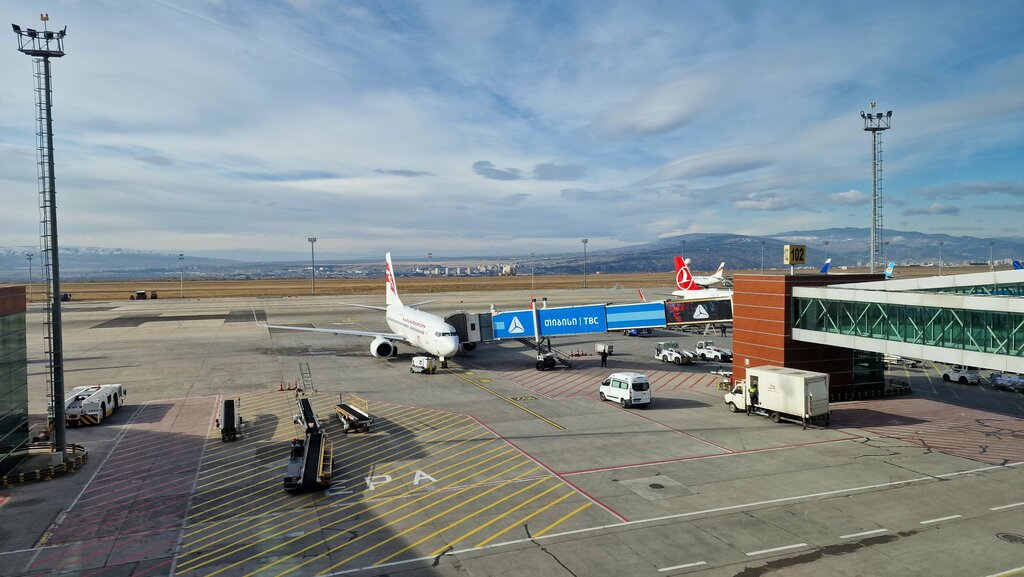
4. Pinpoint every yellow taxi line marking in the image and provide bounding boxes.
[450,372,564,430]
[426,482,564,557]
[474,490,575,547]
[533,502,592,537]
[214,455,533,577]
[297,463,542,577]
[179,447,522,571]
[184,427,501,544]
